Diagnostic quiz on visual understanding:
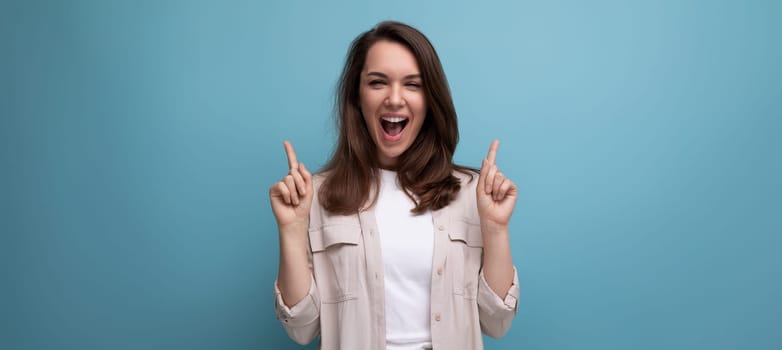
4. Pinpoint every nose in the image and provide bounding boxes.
[384,85,404,109]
